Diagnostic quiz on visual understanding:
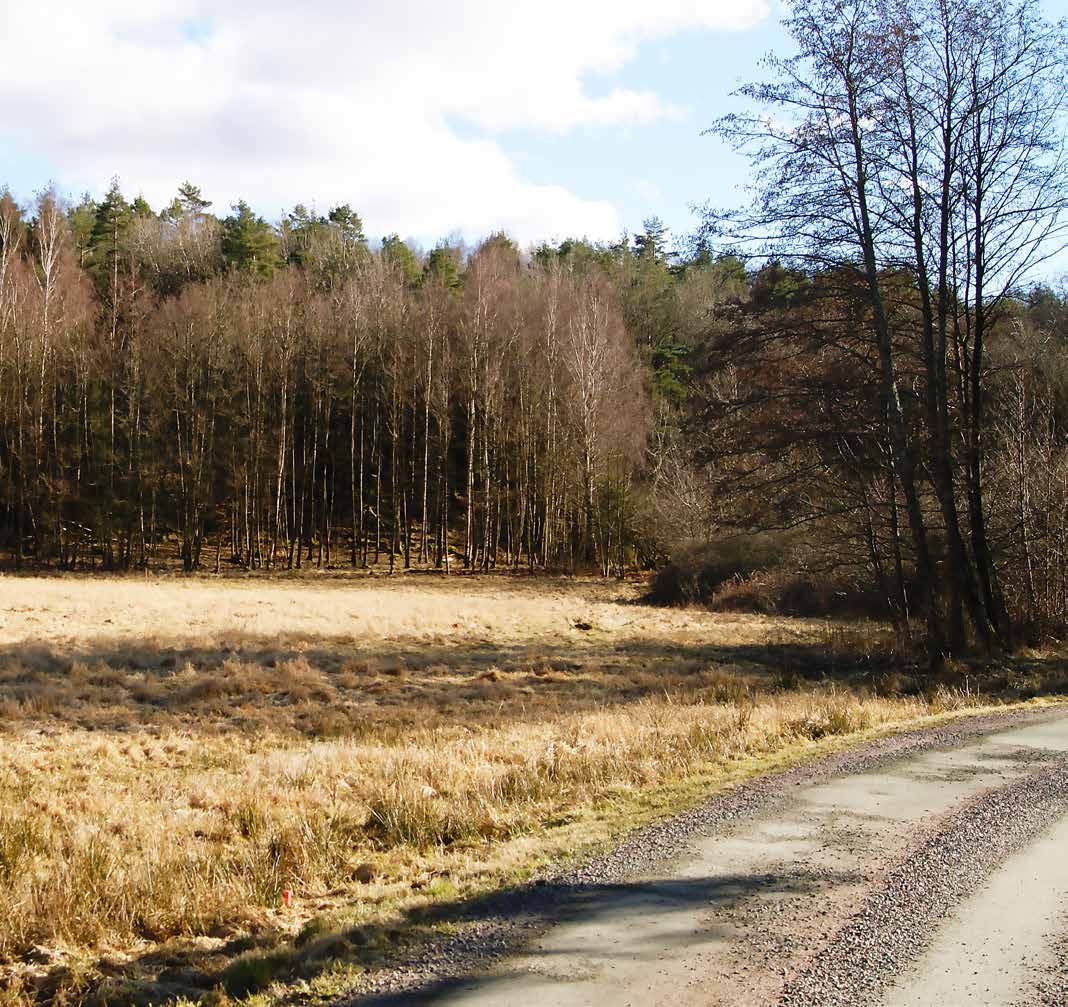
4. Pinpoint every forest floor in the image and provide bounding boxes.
[0,571,1065,1007]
